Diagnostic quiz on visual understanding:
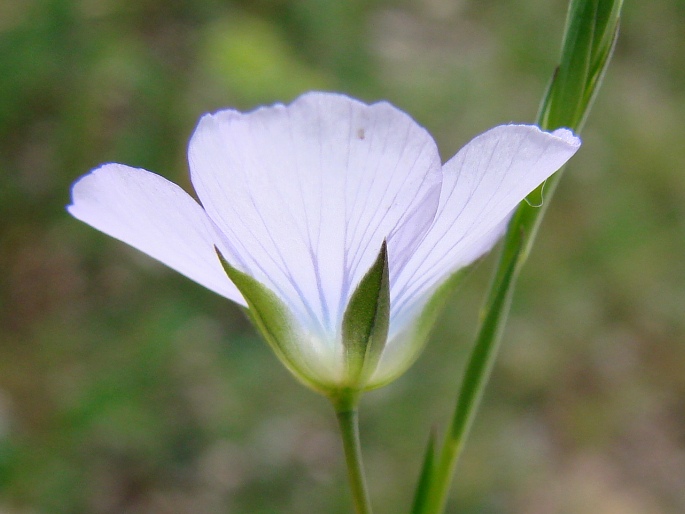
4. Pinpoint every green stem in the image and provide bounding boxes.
[419,232,522,514]
[415,2,623,513]
[335,398,374,514]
